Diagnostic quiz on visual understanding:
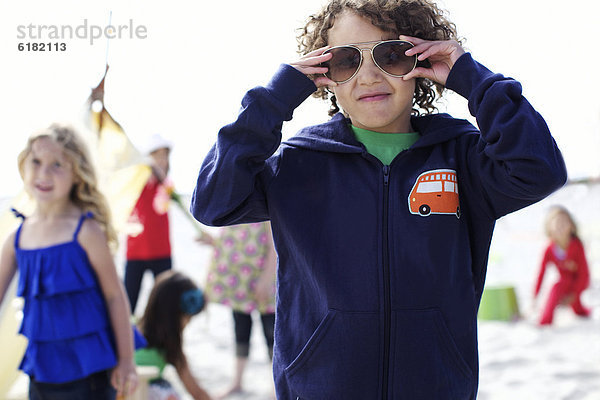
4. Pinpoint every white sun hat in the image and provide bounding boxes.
[142,133,173,155]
